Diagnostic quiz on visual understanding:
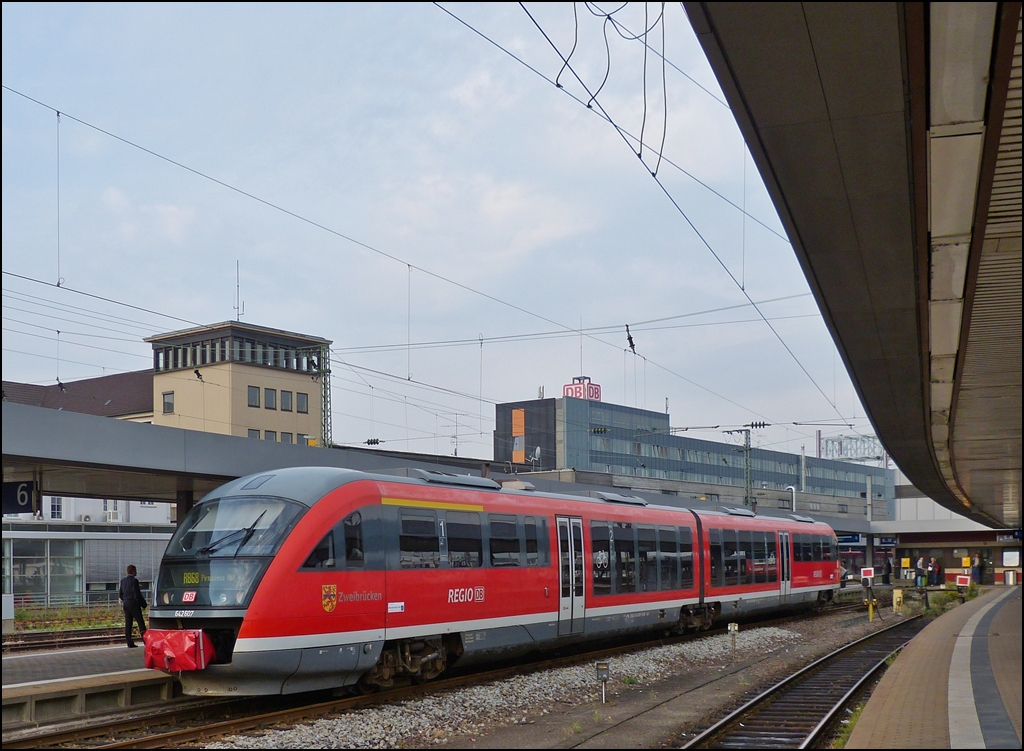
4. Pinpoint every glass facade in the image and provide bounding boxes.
[496,397,895,503]
[153,335,325,375]
[3,537,84,606]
